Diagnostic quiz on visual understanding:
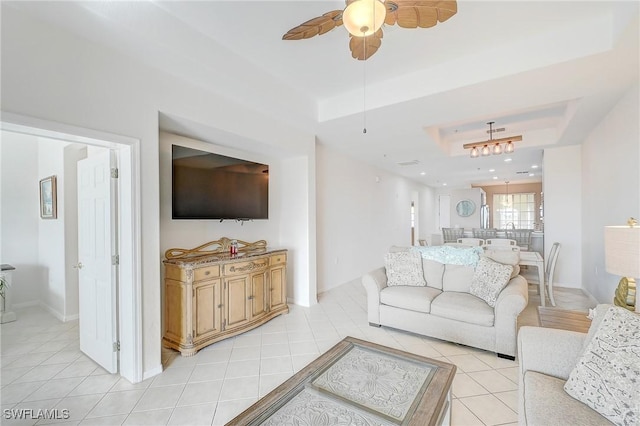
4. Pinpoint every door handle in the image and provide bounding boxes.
[74,262,84,269]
